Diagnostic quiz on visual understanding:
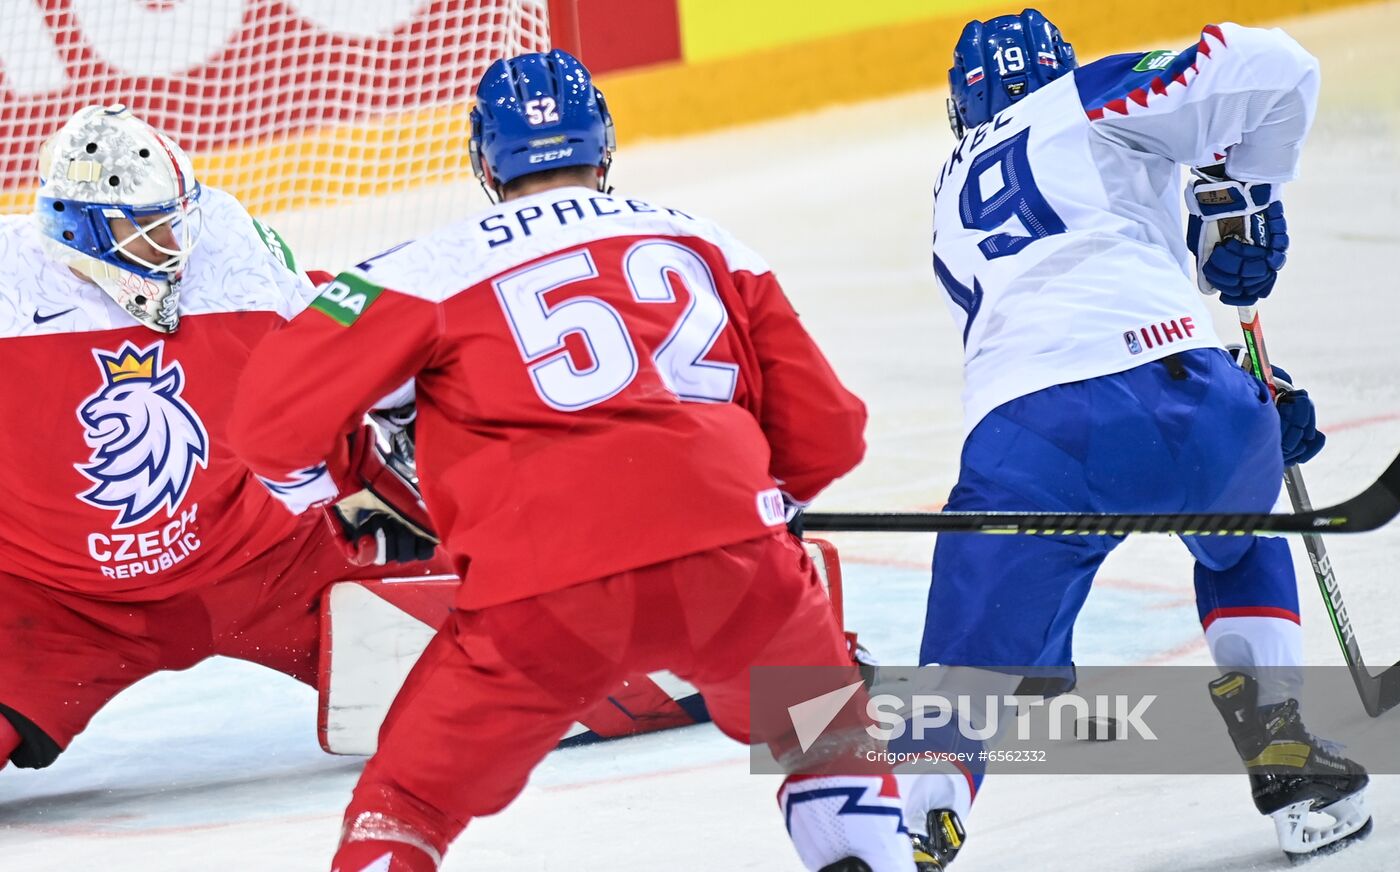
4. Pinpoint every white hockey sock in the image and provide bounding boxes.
[895,771,973,838]
[1205,616,1304,706]
[778,775,915,872]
